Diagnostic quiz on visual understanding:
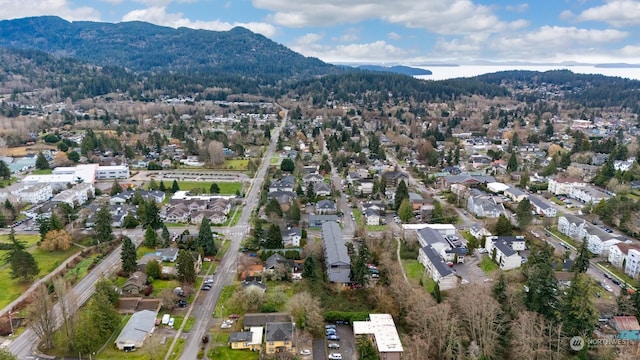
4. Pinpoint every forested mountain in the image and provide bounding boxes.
[476,70,640,111]
[0,16,336,80]
[284,72,510,105]
[356,65,432,76]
